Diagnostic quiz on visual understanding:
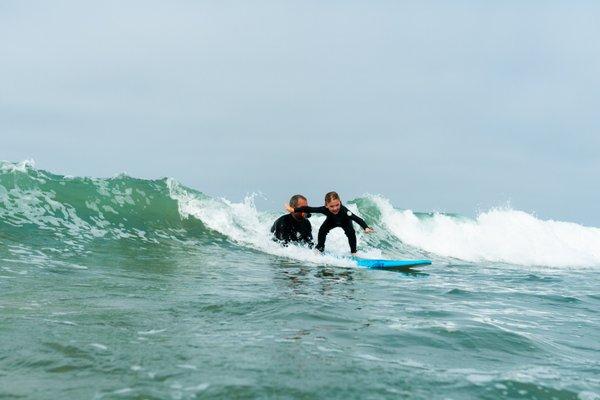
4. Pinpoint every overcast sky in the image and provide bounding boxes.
[2,1,599,225]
